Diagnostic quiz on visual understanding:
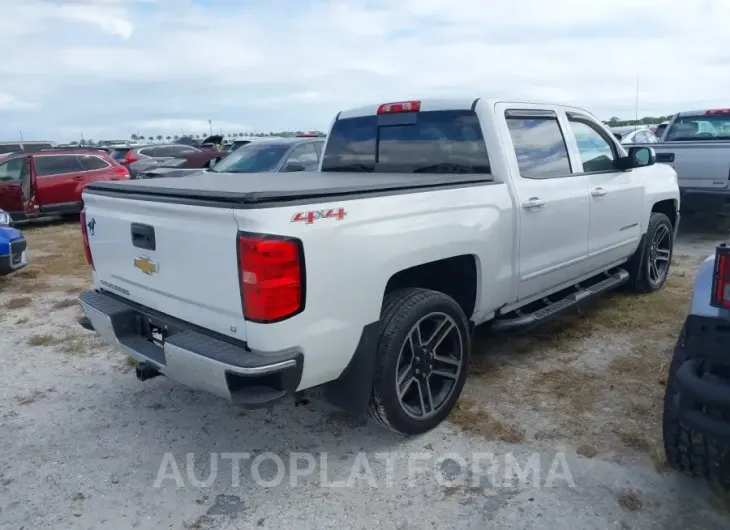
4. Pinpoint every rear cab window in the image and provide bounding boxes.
[664,111,730,141]
[321,106,490,174]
